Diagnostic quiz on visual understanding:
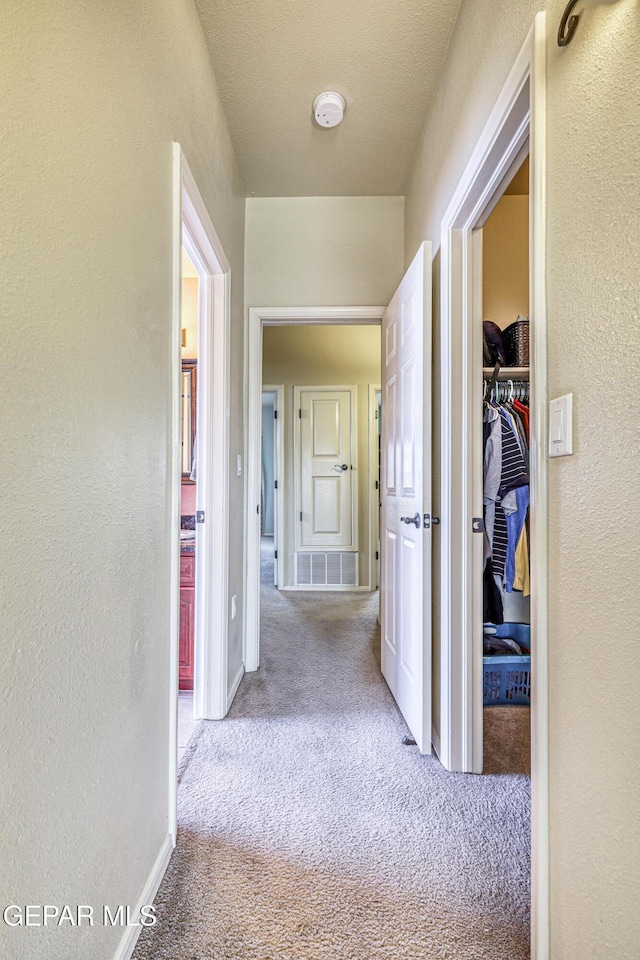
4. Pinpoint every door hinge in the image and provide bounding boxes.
[375,550,379,560]
[472,517,485,533]
[375,480,379,490]
[196,510,205,523]
[274,480,278,489]
[257,504,260,515]
[275,550,278,559]
[299,511,303,522]
[299,408,302,419]
[274,409,278,420]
